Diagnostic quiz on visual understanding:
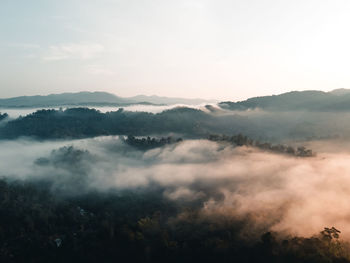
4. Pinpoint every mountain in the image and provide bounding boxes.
[328,88,350,96]
[128,95,215,105]
[219,89,350,111]
[0,92,136,108]
[0,92,214,108]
